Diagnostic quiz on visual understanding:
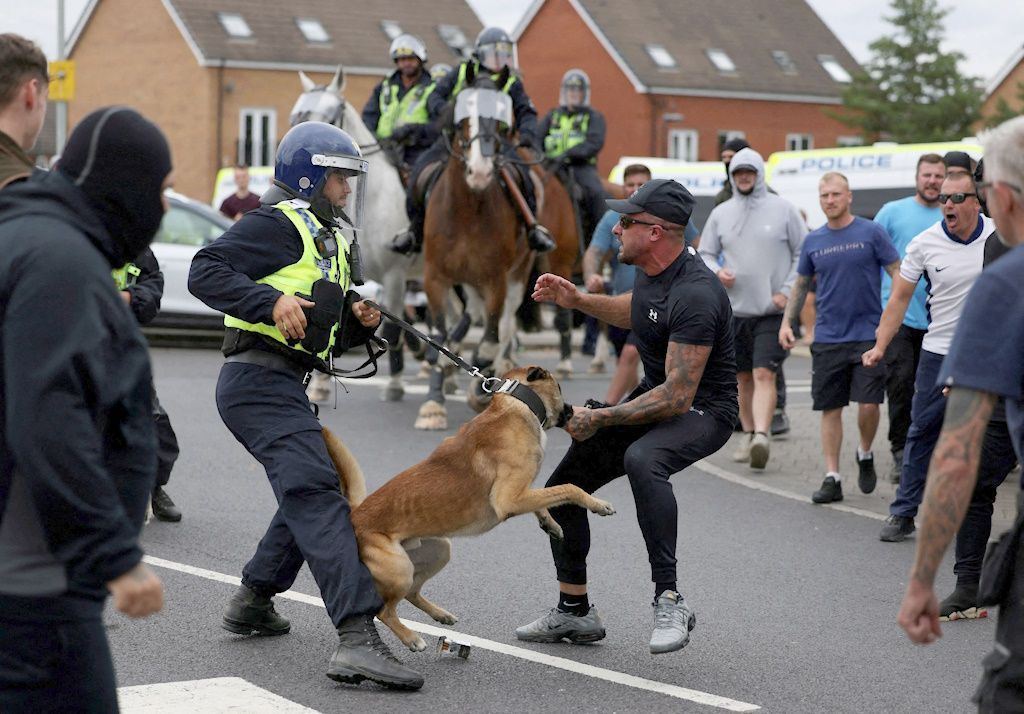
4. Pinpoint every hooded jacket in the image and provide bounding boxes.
[698,148,806,318]
[0,111,167,618]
